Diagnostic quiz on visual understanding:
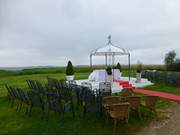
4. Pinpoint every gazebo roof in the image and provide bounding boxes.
[90,35,129,56]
